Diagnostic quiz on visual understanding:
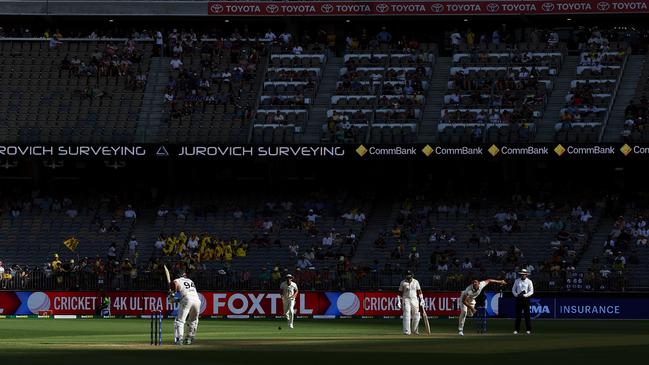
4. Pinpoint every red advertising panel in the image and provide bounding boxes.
[361,292,460,316]
[0,291,460,317]
[204,292,327,316]
[207,1,649,16]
